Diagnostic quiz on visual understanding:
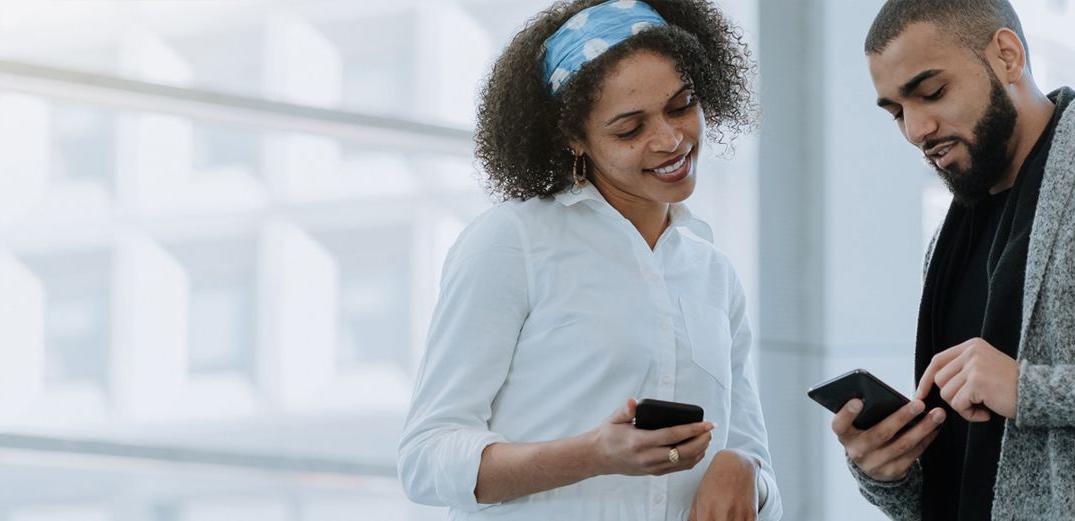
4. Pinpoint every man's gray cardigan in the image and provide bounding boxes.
[848,86,1075,520]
